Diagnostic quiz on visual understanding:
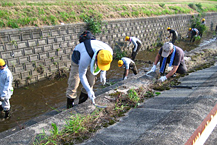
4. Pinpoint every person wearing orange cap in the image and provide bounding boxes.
[166,27,178,44]
[66,31,113,108]
[118,57,138,80]
[125,36,142,60]
[0,58,13,119]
